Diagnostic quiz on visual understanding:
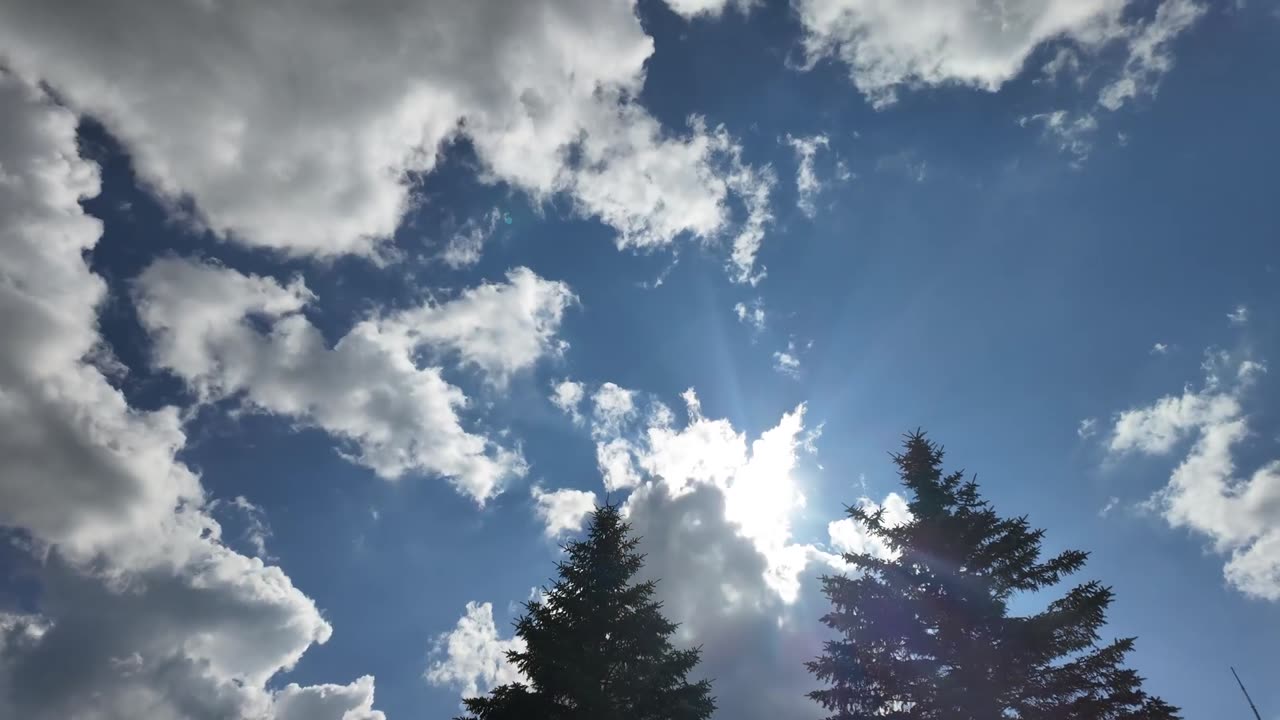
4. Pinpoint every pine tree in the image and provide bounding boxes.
[458,502,715,720]
[807,431,1180,720]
